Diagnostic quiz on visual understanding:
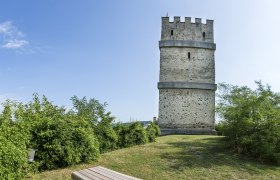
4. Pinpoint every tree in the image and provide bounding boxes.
[70,96,107,125]
[71,96,118,153]
[216,81,280,164]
